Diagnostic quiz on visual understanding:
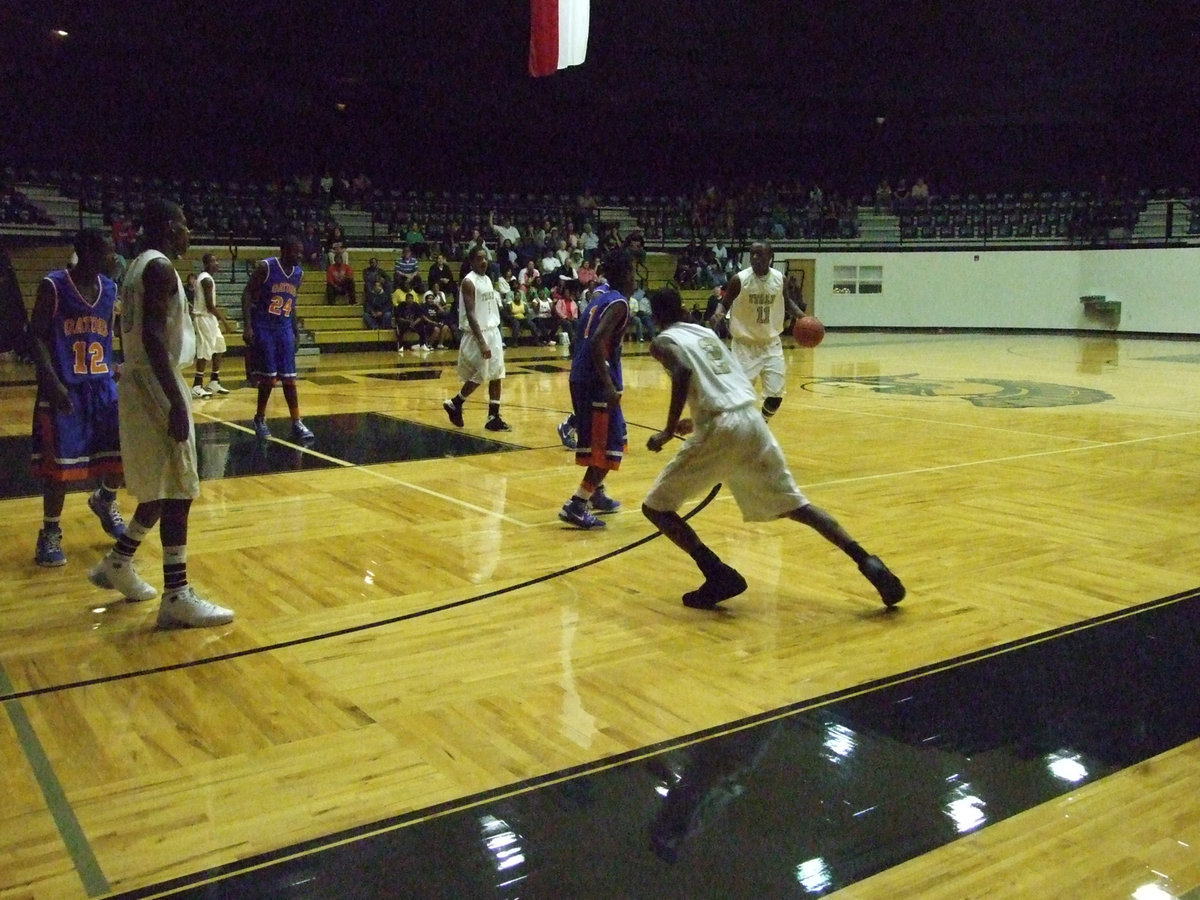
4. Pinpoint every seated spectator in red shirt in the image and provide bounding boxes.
[326,253,357,305]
